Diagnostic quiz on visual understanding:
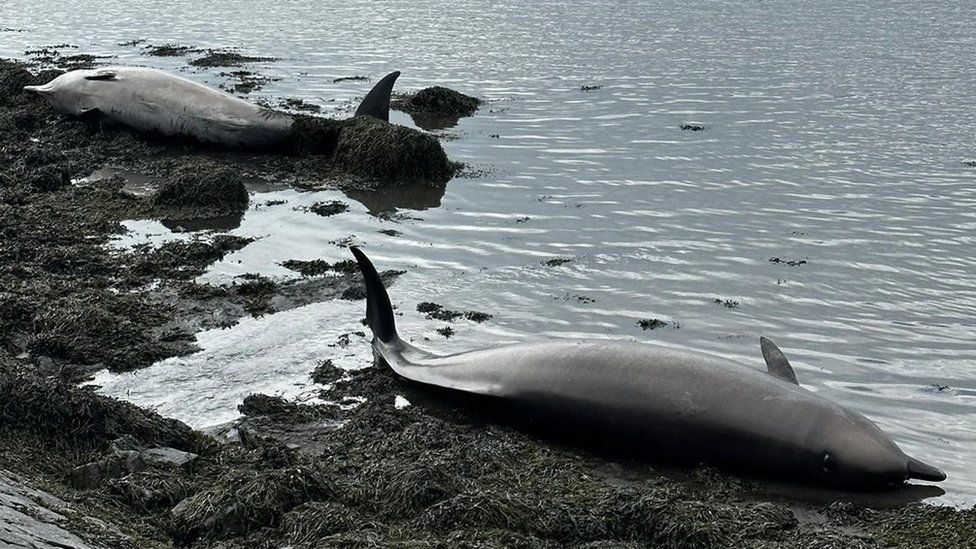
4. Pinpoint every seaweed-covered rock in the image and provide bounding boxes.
[288,115,343,155]
[280,501,361,543]
[188,51,277,68]
[309,200,349,217]
[68,447,195,489]
[0,361,194,449]
[170,465,338,542]
[333,116,456,183]
[25,292,173,370]
[104,469,194,512]
[372,460,466,519]
[131,235,253,280]
[0,66,33,105]
[150,163,249,217]
[393,86,481,117]
[419,490,535,533]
